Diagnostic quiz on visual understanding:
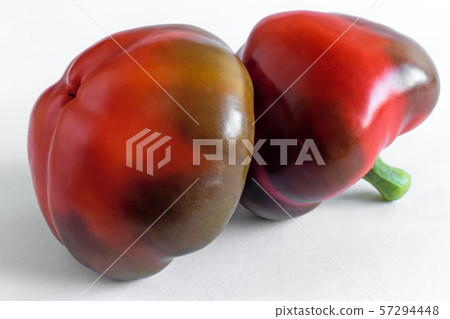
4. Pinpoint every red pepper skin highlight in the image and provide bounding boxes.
[238,11,439,220]
[28,25,254,280]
